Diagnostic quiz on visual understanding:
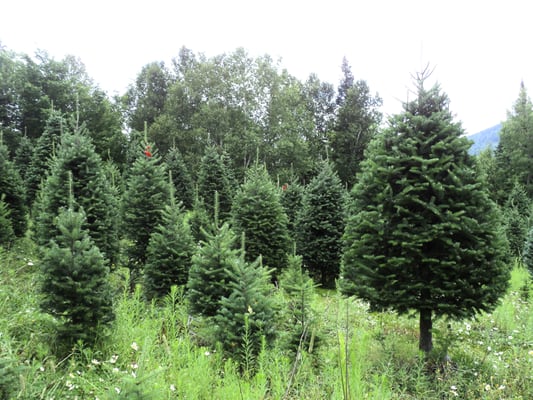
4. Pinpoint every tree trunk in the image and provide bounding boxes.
[419,309,433,354]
